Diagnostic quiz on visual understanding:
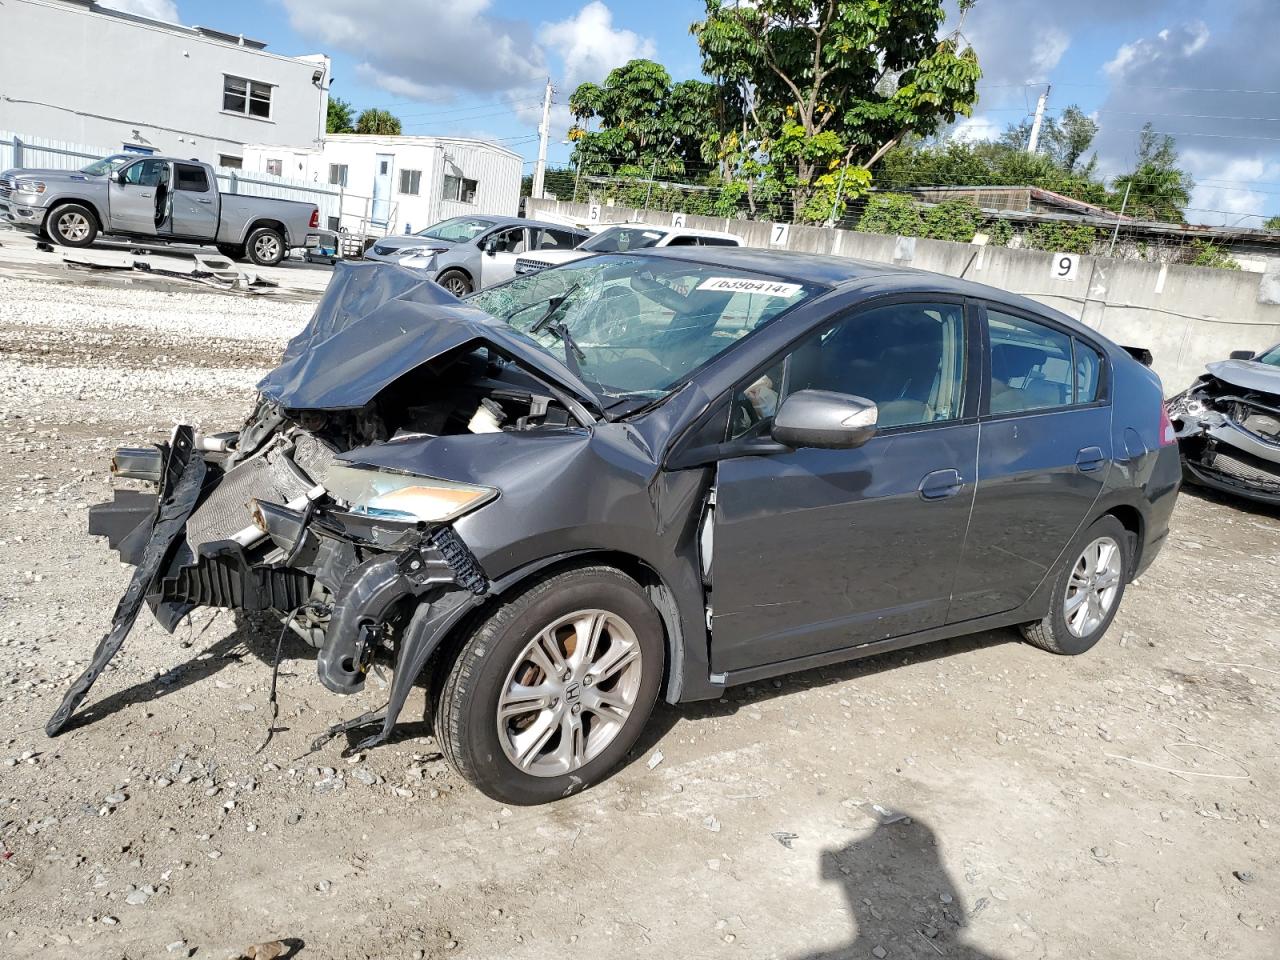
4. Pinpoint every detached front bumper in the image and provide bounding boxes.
[55,425,491,749]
